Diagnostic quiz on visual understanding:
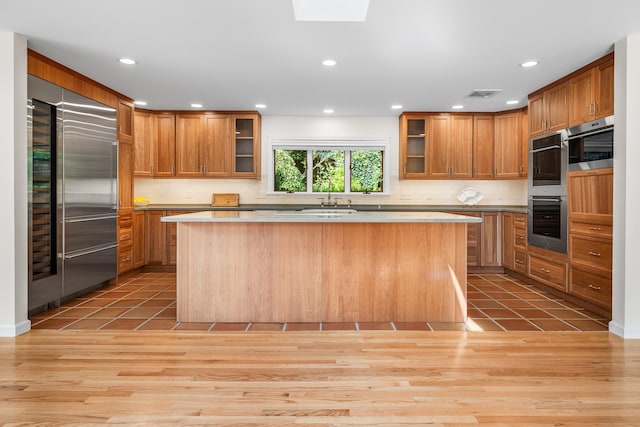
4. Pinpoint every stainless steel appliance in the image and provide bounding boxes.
[28,76,118,311]
[528,129,568,194]
[527,195,567,253]
[567,115,614,171]
[527,129,568,253]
